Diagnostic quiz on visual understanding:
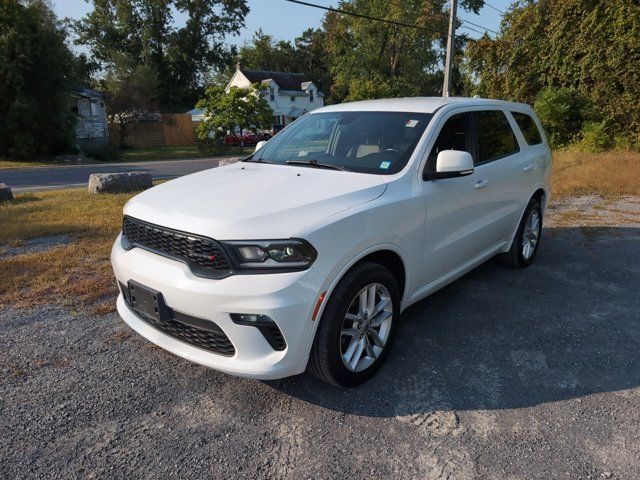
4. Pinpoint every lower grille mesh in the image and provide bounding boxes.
[120,283,235,356]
